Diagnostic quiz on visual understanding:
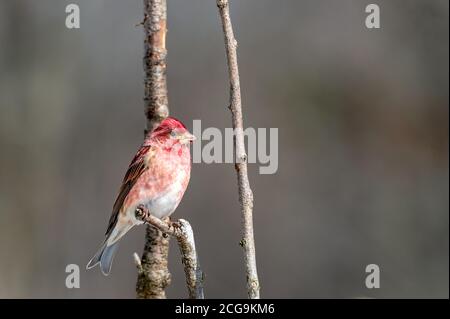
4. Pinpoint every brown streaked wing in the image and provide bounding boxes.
[105,145,152,236]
